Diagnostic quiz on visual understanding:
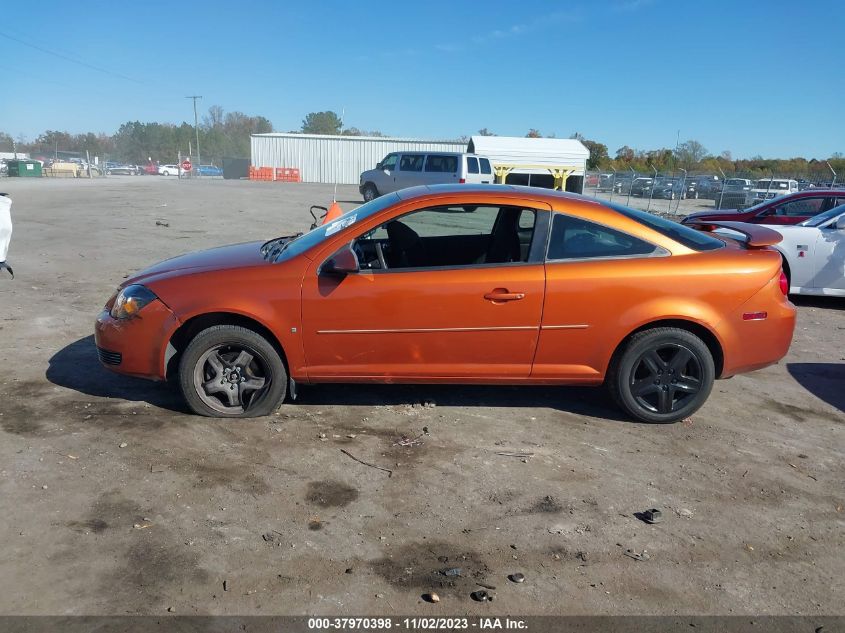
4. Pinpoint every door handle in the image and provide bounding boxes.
[484,290,525,303]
